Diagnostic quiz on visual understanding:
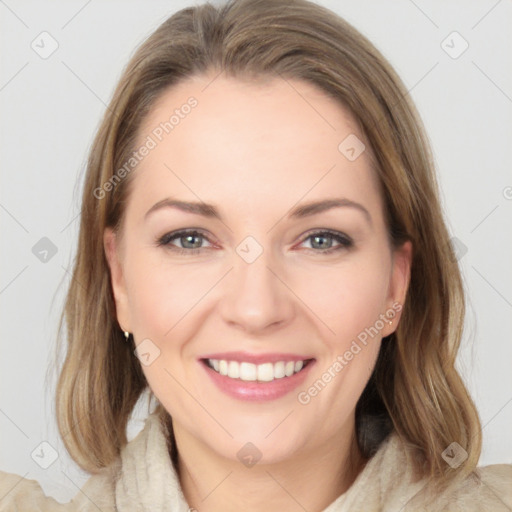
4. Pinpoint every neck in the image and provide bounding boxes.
[169,417,366,512]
